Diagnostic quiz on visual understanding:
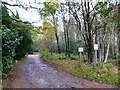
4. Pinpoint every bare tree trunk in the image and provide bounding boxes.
[55,32,61,54]
[112,44,115,56]
[60,4,71,57]
[118,31,120,56]
[101,42,104,62]
[63,21,68,56]
[52,15,61,54]
[87,36,94,62]
[102,45,104,62]
[66,22,70,57]
[104,42,110,63]
[115,44,118,58]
